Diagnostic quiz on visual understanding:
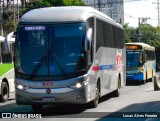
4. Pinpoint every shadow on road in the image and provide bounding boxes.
[0,98,160,120]
[0,92,115,117]
[95,101,160,121]
[126,81,143,86]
